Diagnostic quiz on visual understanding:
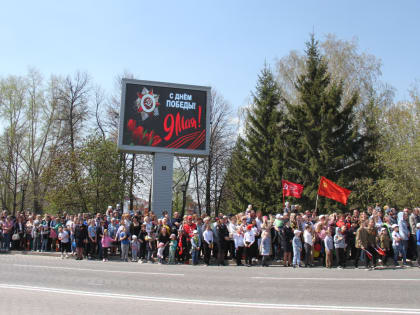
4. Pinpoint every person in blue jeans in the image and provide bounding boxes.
[191,230,201,265]
[40,225,50,252]
[292,230,302,268]
[398,212,410,266]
